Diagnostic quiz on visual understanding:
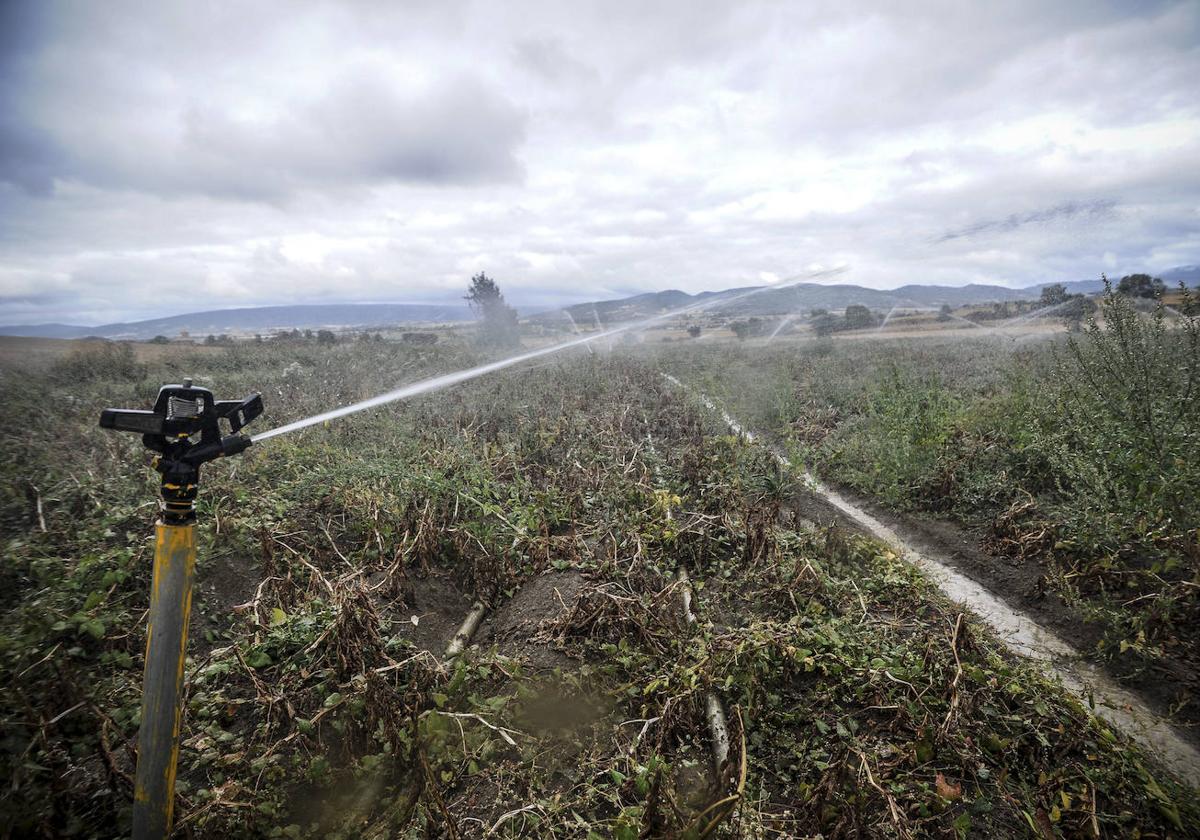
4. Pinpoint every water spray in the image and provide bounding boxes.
[998,298,1072,328]
[876,305,900,332]
[560,307,593,355]
[99,381,263,840]
[590,304,614,352]
[765,314,796,342]
[252,268,847,442]
[947,311,986,330]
